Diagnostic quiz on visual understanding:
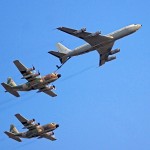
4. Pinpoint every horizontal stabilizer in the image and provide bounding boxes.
[4,131,22,142]
[48,51,65,59]
[1,83,20,97]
